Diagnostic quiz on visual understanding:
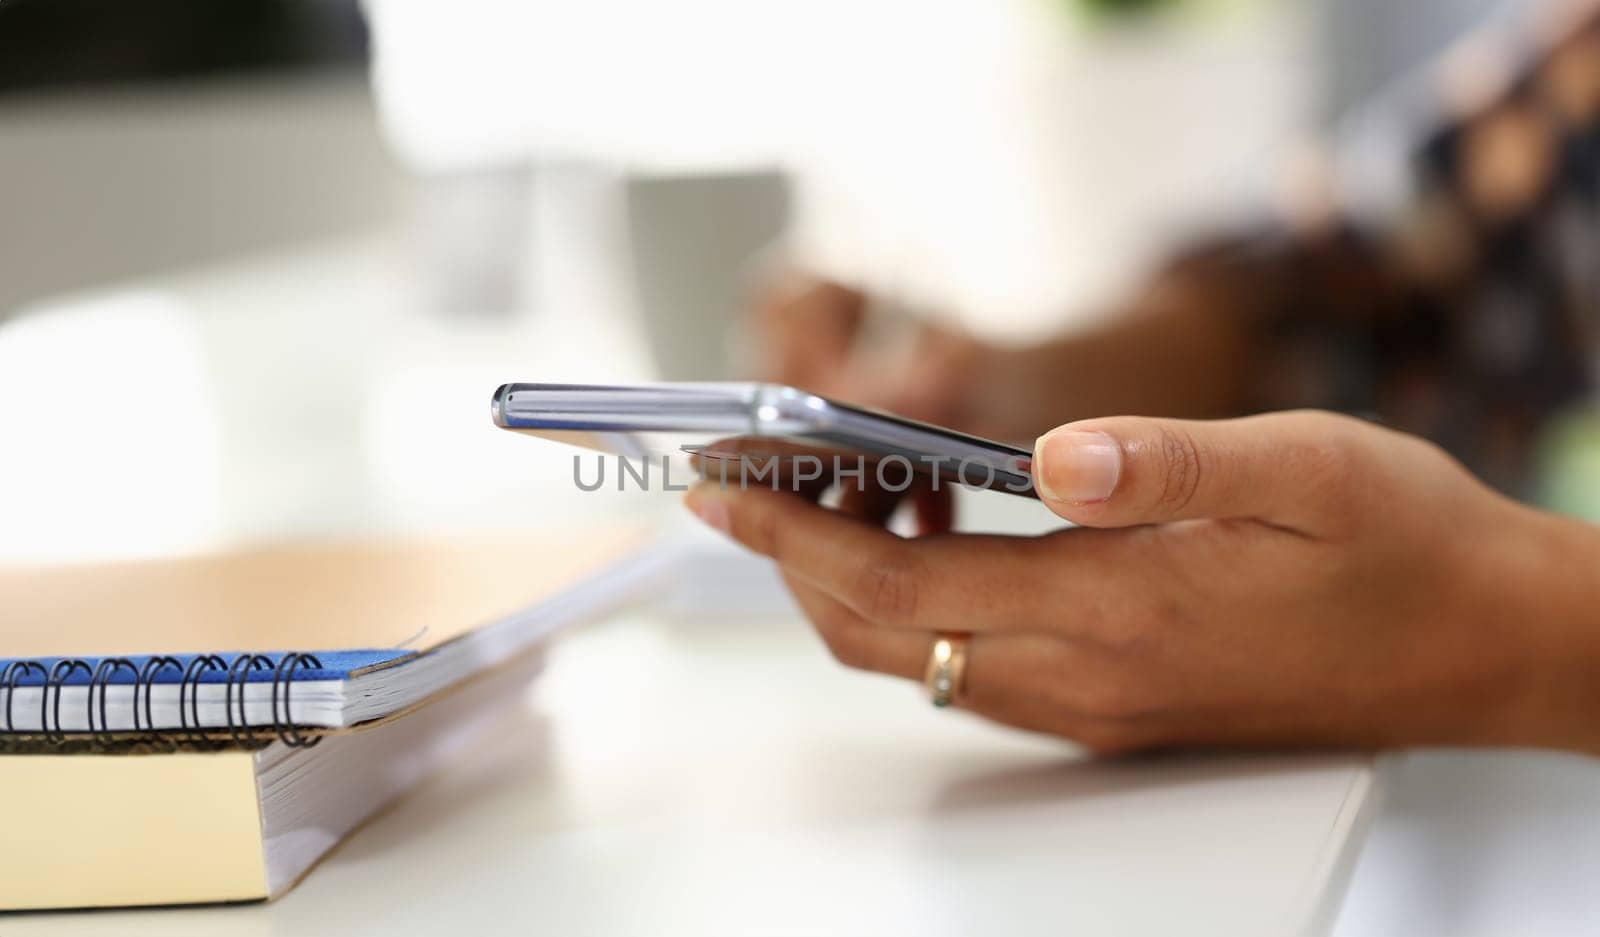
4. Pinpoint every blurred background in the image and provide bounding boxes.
[0,0,1468,565]
[1,1,1595,933]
